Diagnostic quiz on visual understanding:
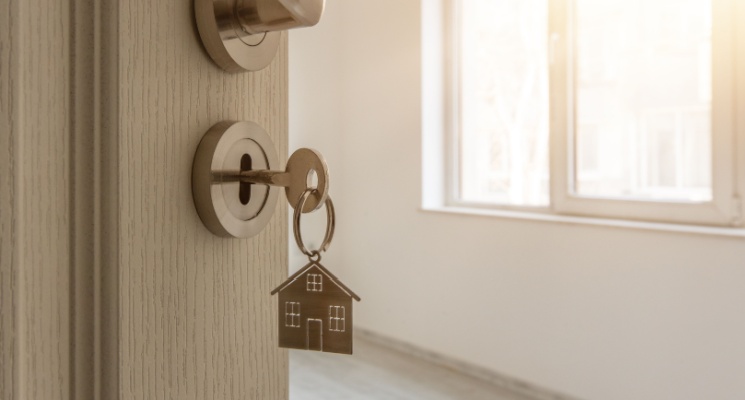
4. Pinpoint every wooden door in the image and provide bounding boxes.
[1,1,289,399]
